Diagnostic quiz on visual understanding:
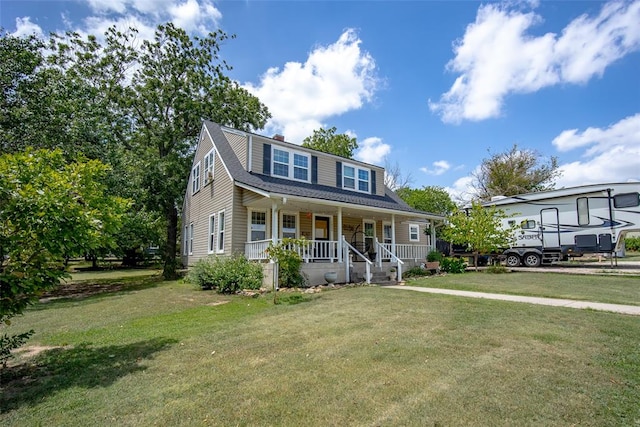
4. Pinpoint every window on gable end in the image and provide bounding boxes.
[203,149,215,185]
[191,162,201,194]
